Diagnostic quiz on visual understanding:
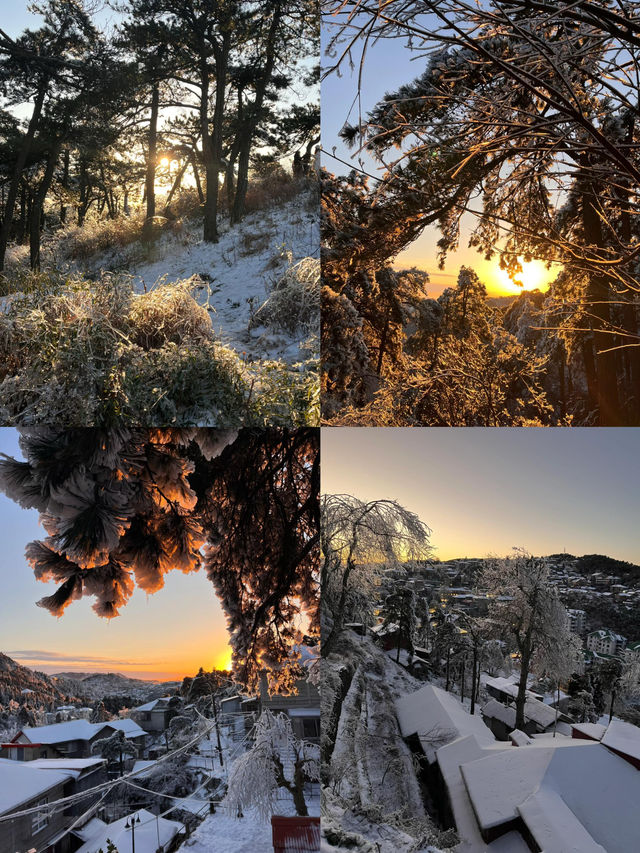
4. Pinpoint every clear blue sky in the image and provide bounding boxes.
[0,429,231,680]
[322,428,640,564]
